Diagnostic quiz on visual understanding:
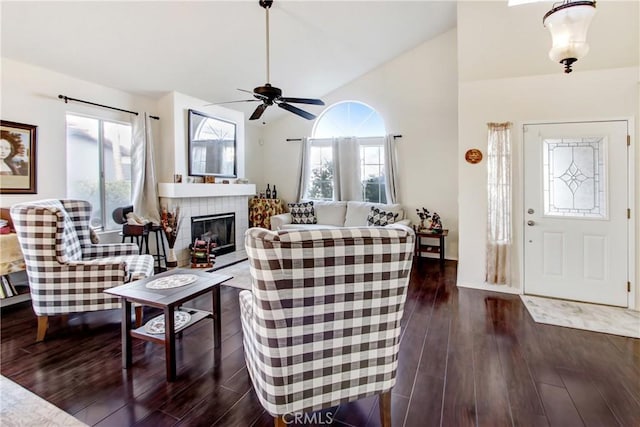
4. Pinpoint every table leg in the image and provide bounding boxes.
[212,286,221,349]
[122,299,132,369]
[440,235,445,267]
[164,305,176,381]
